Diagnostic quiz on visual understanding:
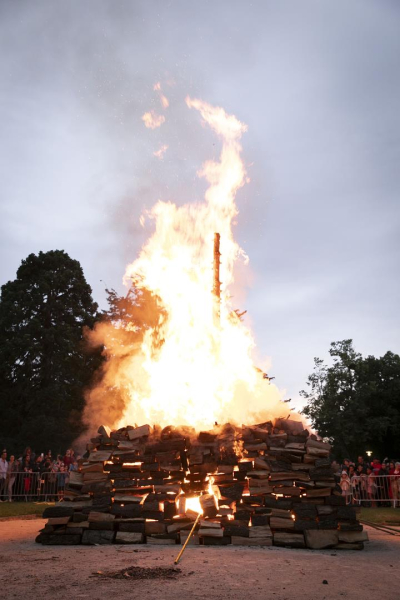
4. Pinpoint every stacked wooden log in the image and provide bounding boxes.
[36,419,367,549]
